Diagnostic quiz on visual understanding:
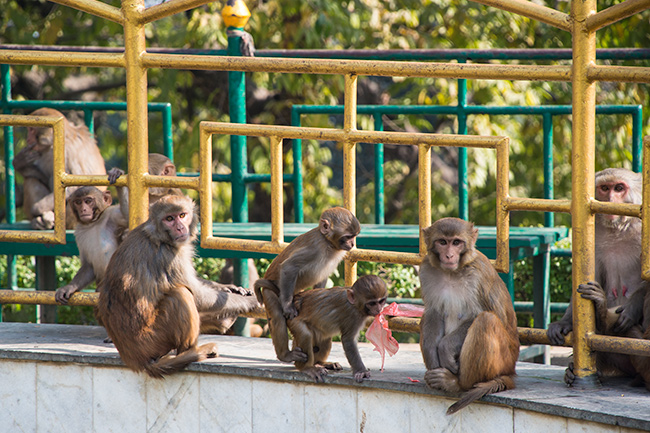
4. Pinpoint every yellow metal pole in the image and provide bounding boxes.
[343,74,358,287]
[418,144,432,257]
[199,126,213,246]
[494,138,510,273]
[642,135,650,279]
[270,136,285,245]
[570,0,599,385]
[122,0,150,228]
